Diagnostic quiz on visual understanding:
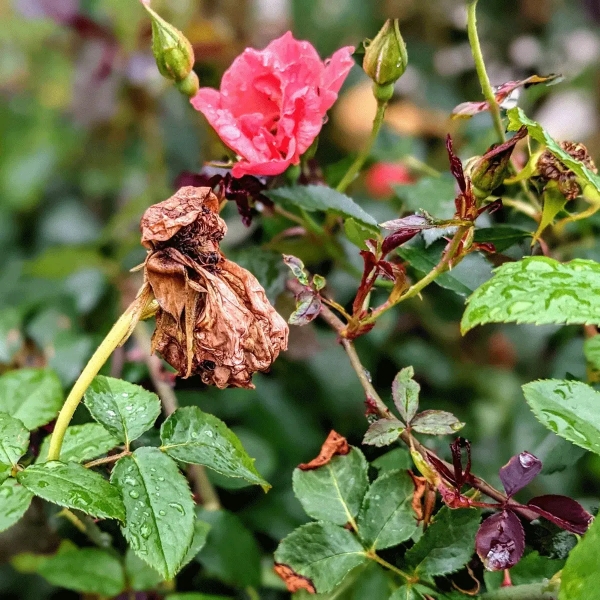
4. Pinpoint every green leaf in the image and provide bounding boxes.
[372,448,412,473]
[37,547,125,596]
[230,248,288,304]
[484,550,563,591]
[535,433,587,475]
[473,226,530,252]
[274,522,367,594]
[0,368,63,430]
[0,307,23,363]
[181,518,212,567]
[392,366,420,423]
[357,470,418,550]
[522,379,600,455]
[345,218,374,250]
[410,410,464,435]
[26,246,114,279]
[195,508,261,588]
[363,418,405,447]
[533,186,567,244]
[111,447,195,580]
[160,406,269,490]
[292,447,369,525]
[389,585,426,600]
[584,336,600,370]
[507,107,600,194]
[37,423,119,463]
[0,479,33,532]
[559,515,600,600]
[0,412,29,472]
[406,506,480,577]
[266,185,379,230]
[394,174,456,220]
[125,548,164,591]
[461,257,600,334]
[166,595,232,600]
[398,240,492,297]
[17,461,125,520]
[84,376,161,446]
